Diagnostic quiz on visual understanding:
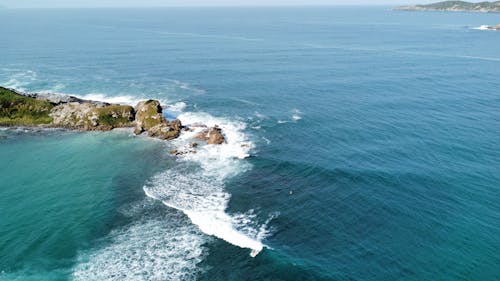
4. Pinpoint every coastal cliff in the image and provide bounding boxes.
[394,1,500,13]
[0,86,225,146]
